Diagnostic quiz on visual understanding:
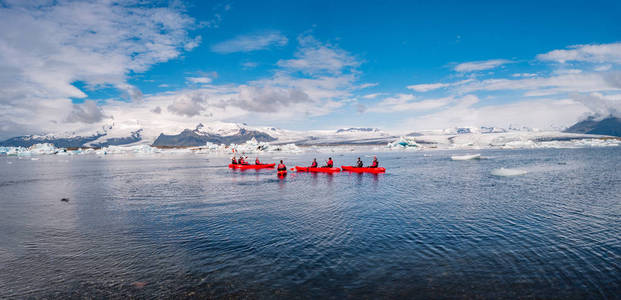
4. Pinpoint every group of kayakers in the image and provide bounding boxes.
[231,155,266,165]
[232,156,380,171]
